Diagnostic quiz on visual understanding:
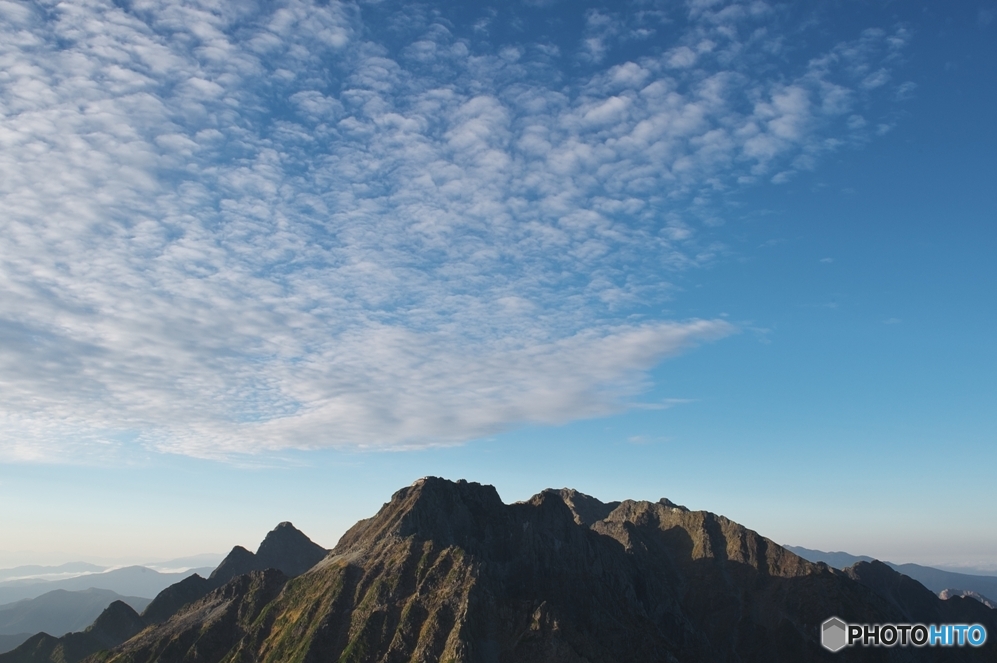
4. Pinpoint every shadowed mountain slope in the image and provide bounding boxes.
[0,601,145,663]
[940,589,997,609]
[87,571,288,663]
[73,478,997,663]
[0,636,32,656]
